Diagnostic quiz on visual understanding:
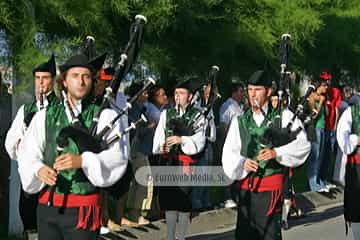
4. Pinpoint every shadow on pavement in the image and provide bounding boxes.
[288,205,343,229]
